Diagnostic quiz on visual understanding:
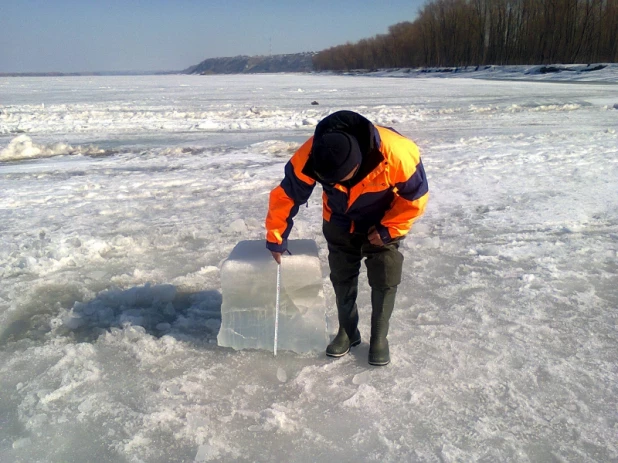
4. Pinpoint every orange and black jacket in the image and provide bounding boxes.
[266,111,429,253]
